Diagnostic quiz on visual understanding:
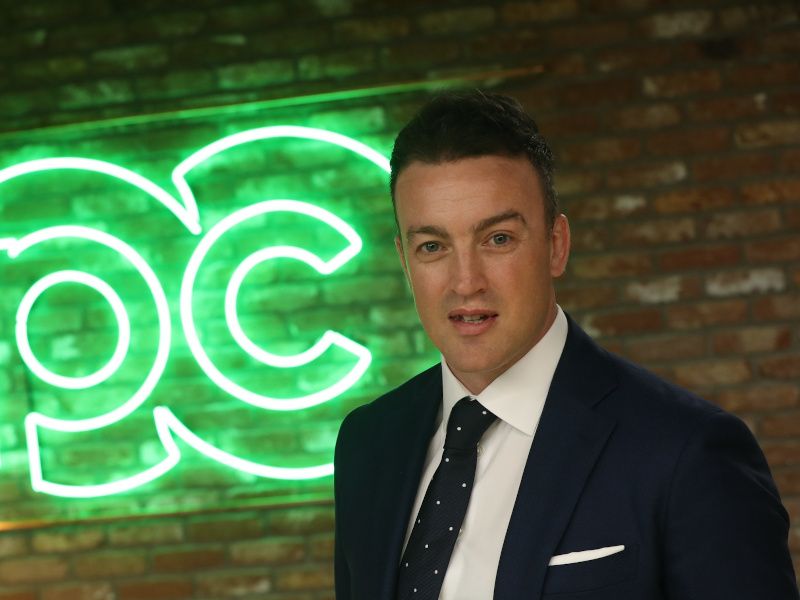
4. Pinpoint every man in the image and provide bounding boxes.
[334,91,798,599]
